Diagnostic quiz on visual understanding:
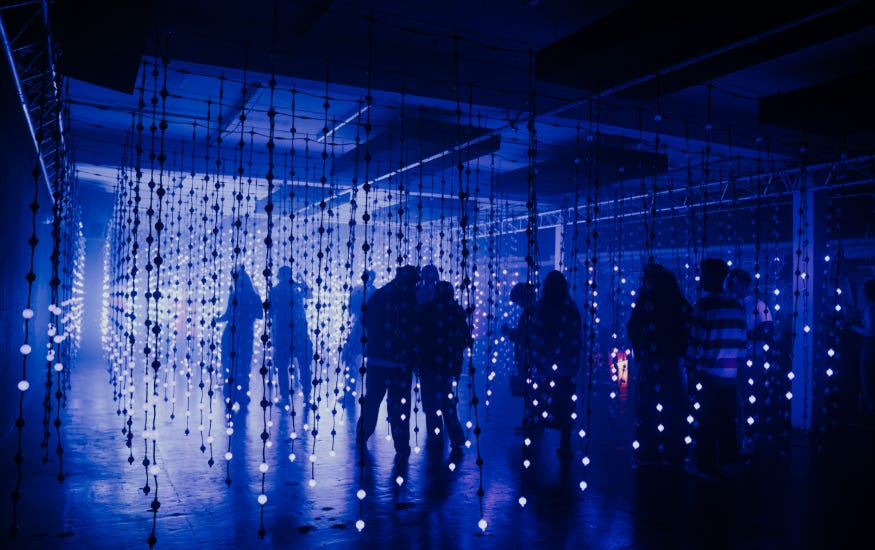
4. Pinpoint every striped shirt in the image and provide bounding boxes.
[686,290,747,379]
